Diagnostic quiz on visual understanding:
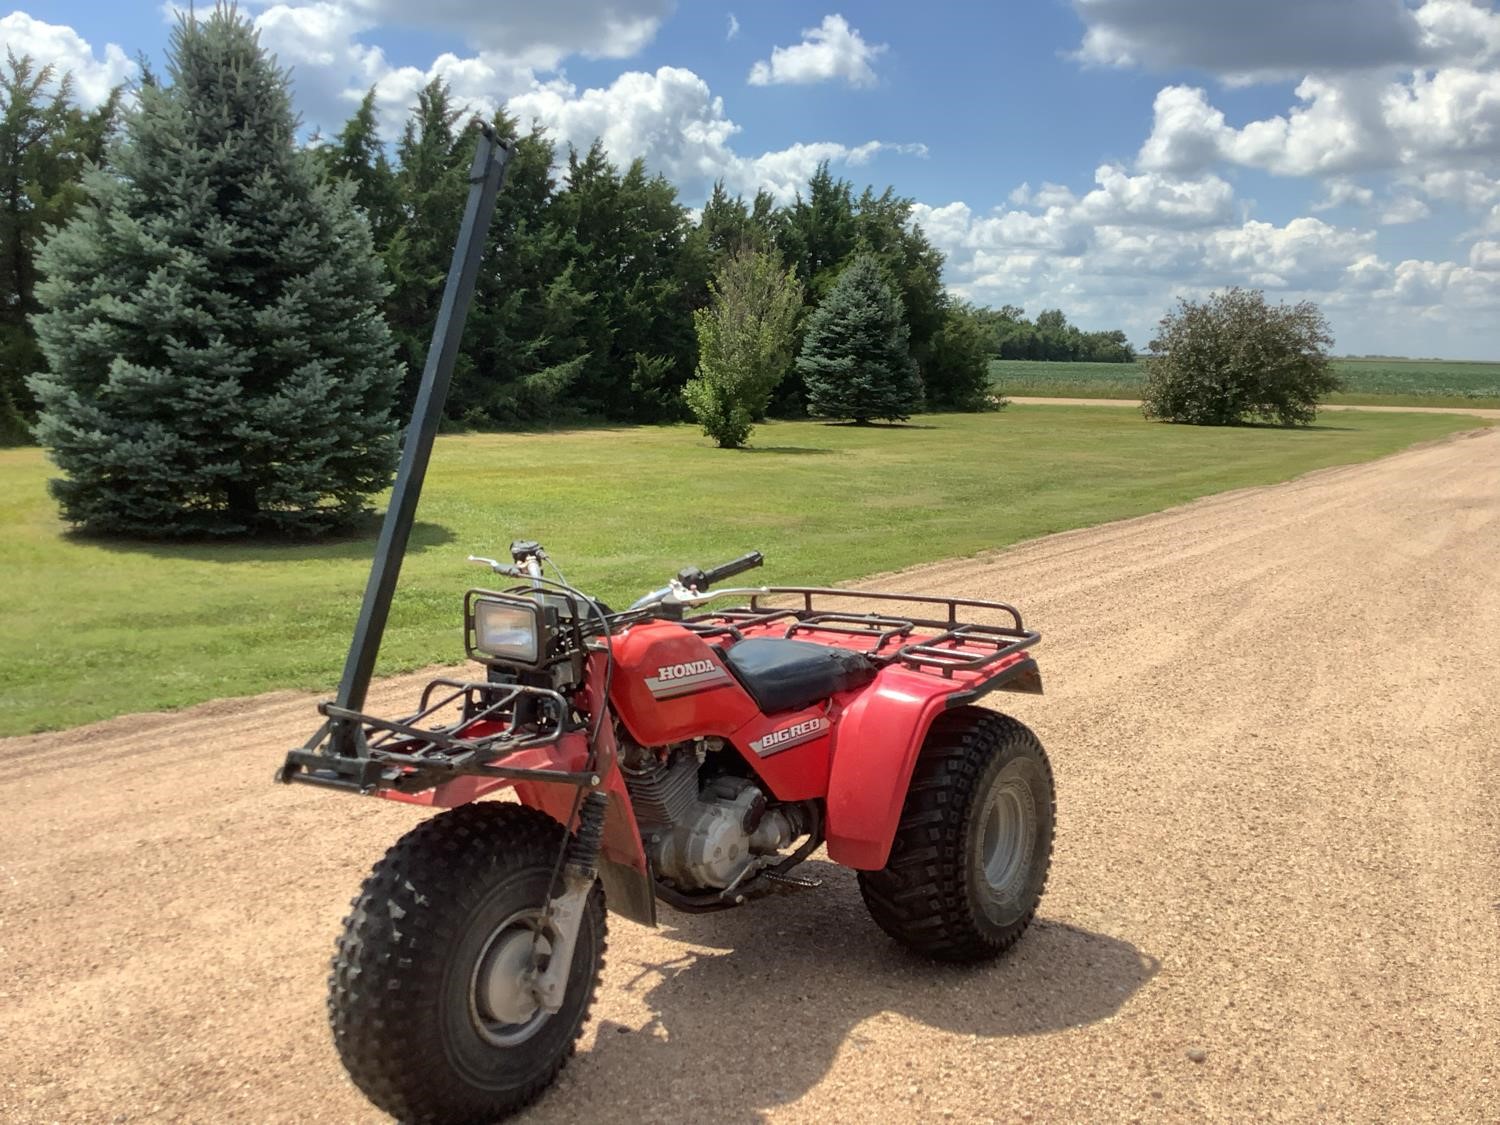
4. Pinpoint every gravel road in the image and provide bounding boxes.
[4,426,1497,1123]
